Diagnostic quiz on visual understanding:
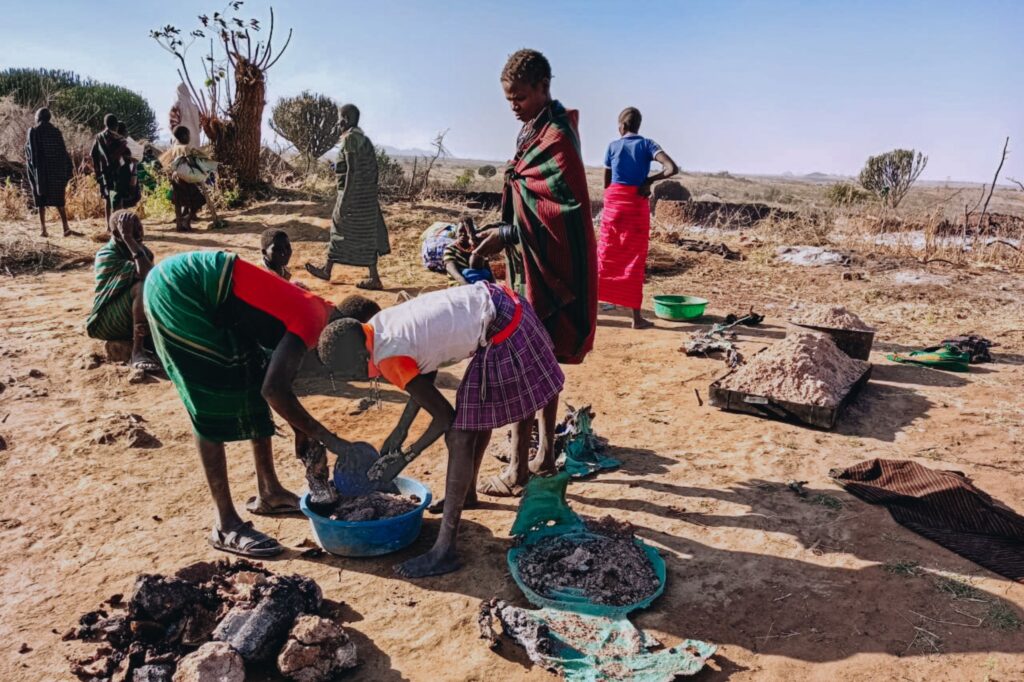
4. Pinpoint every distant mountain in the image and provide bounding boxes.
[380,145,436,158]
[802,172,850,183]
